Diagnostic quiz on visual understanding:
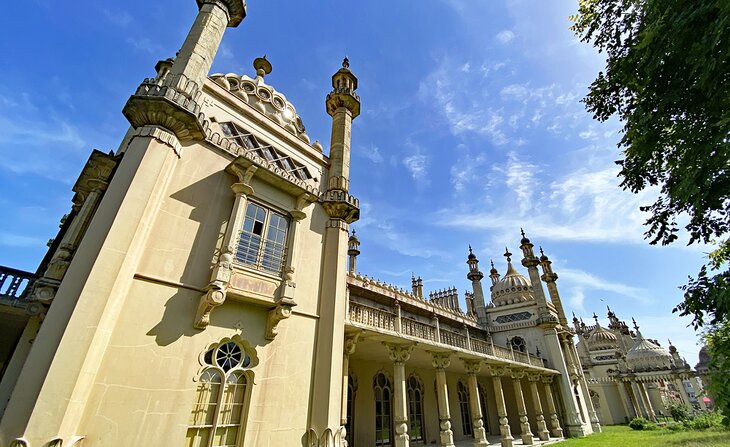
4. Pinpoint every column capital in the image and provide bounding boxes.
[344,331,363,356]
[540,375,554,384]
[487,365,511,377]
[429,351,452,369]
[527,373,543,382]
[462,358,483,375]
[511,369,527,380]
[384,342,414,363]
